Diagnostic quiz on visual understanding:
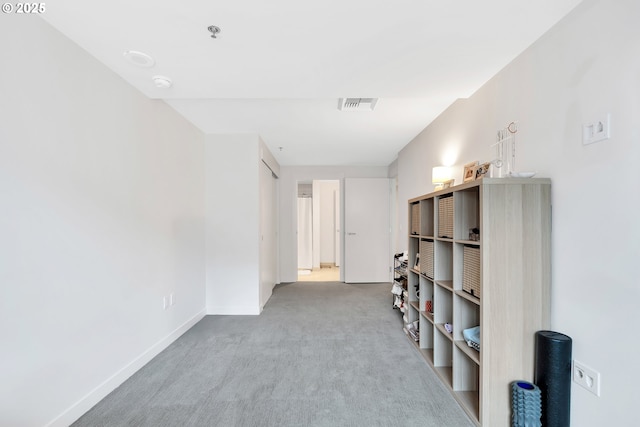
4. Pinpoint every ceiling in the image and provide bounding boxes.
[41,0,582,166]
